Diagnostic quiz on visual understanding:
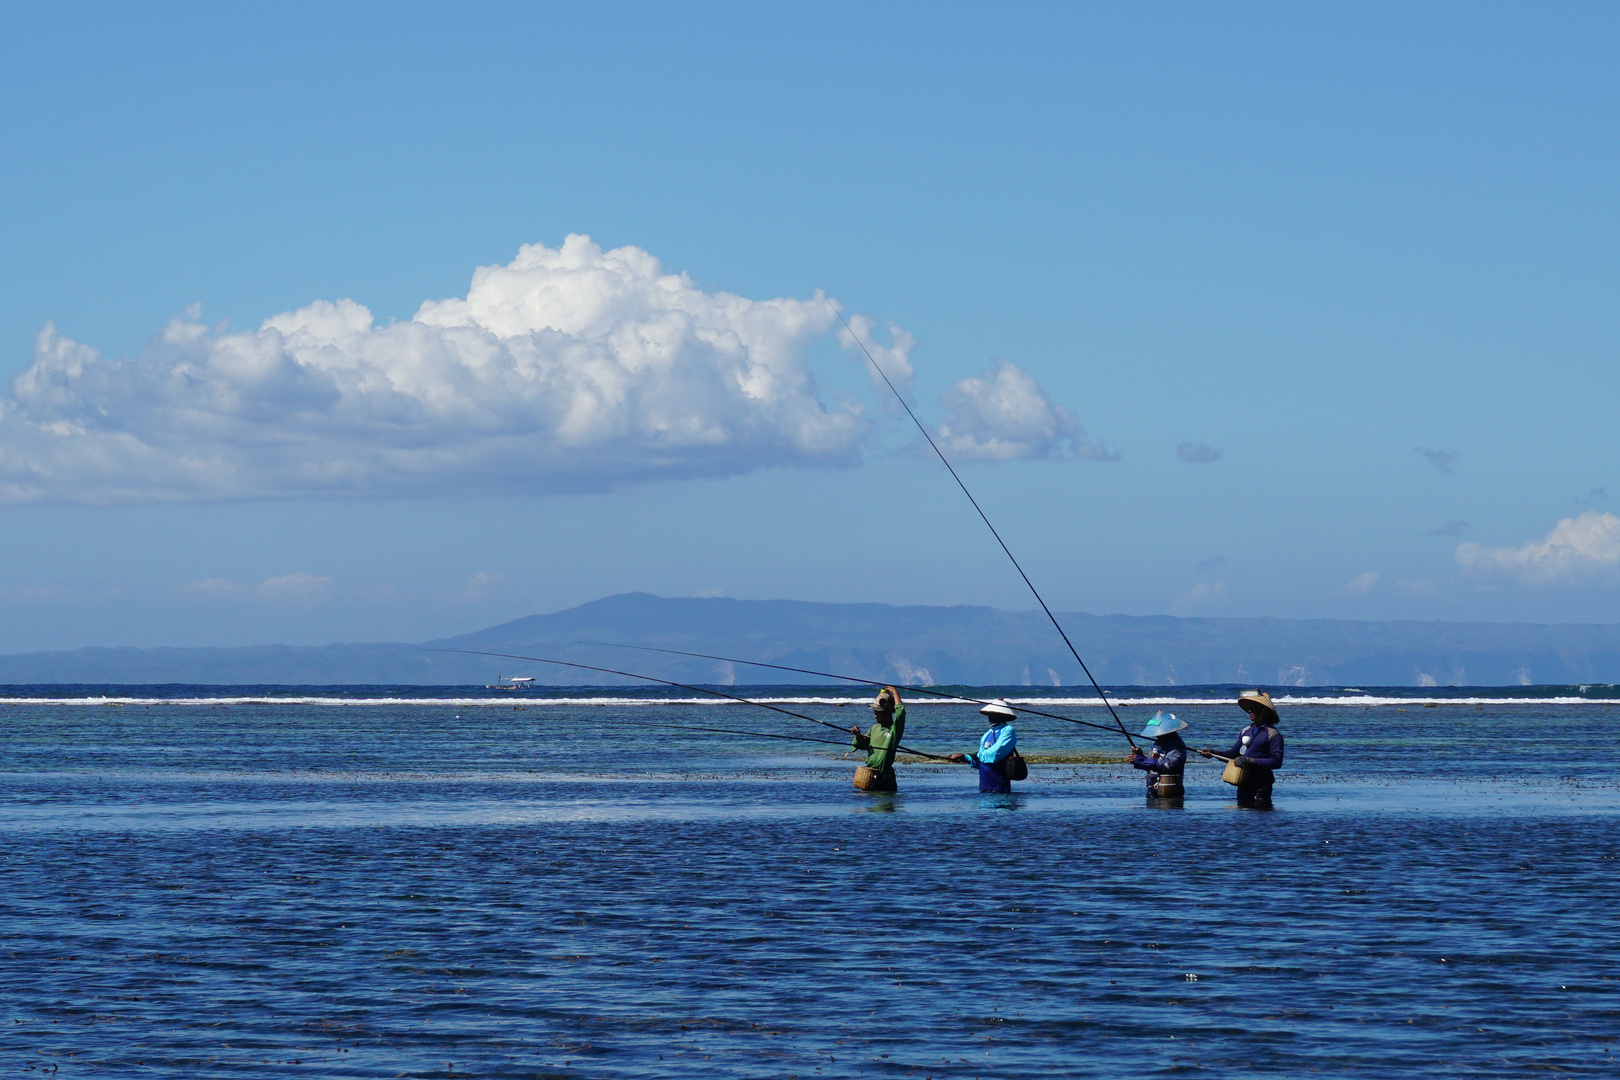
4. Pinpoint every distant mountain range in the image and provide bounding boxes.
[2,592,1618,687]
